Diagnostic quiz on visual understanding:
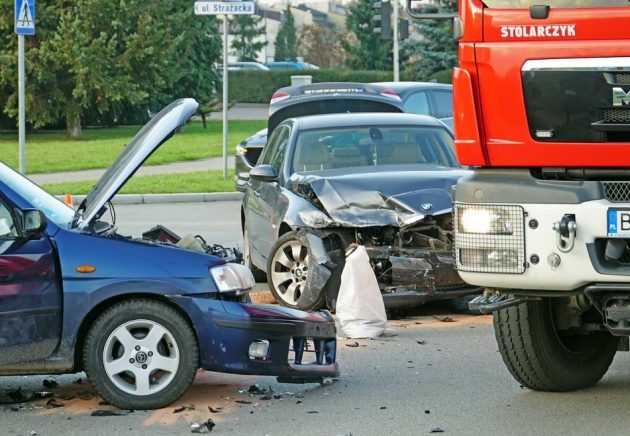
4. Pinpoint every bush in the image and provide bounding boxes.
[228,69,398,103]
